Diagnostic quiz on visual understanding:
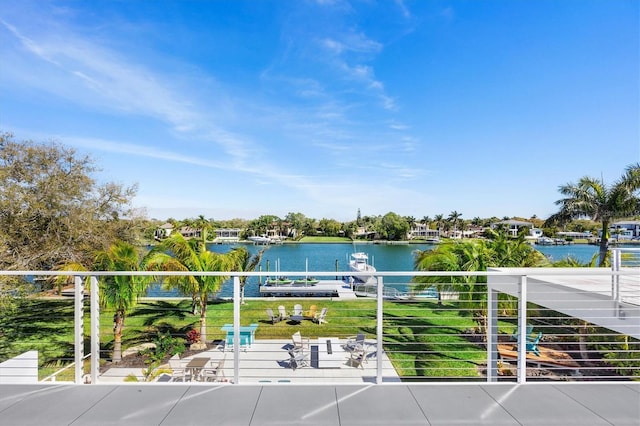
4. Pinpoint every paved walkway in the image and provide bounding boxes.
[0,383,638,425]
